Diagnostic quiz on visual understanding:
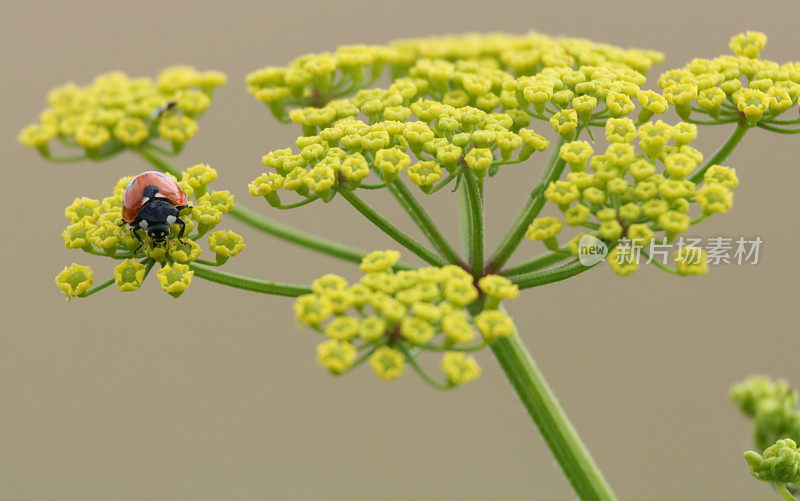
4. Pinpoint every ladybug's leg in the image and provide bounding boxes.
[175,217,187,245]
[129,222,145,254]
